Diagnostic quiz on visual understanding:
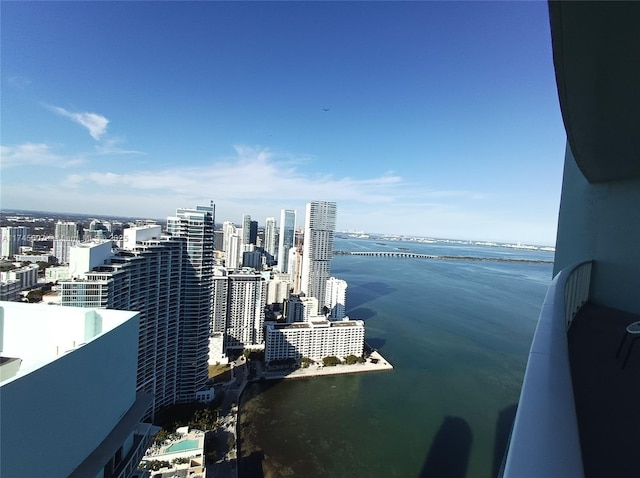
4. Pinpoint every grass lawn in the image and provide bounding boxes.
[208,364,232,382]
